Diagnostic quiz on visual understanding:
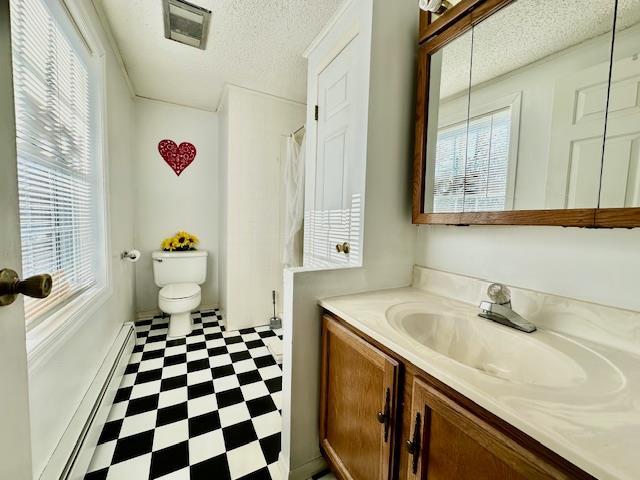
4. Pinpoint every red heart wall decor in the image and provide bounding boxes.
[158,139,197,176]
